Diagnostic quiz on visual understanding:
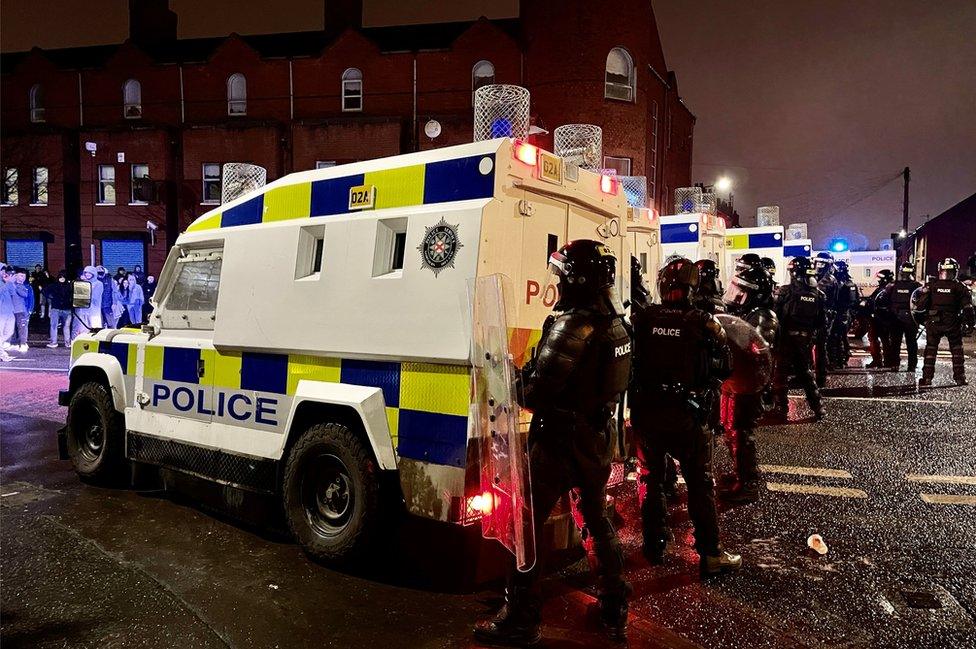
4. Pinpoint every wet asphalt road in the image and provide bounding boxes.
[2,338,975,648]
